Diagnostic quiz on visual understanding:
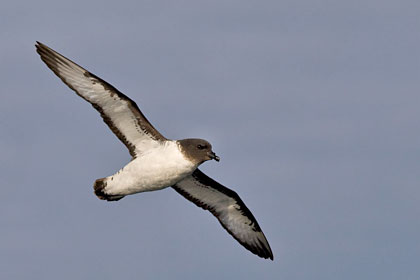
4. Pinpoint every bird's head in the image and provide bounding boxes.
[178,138,220,165]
